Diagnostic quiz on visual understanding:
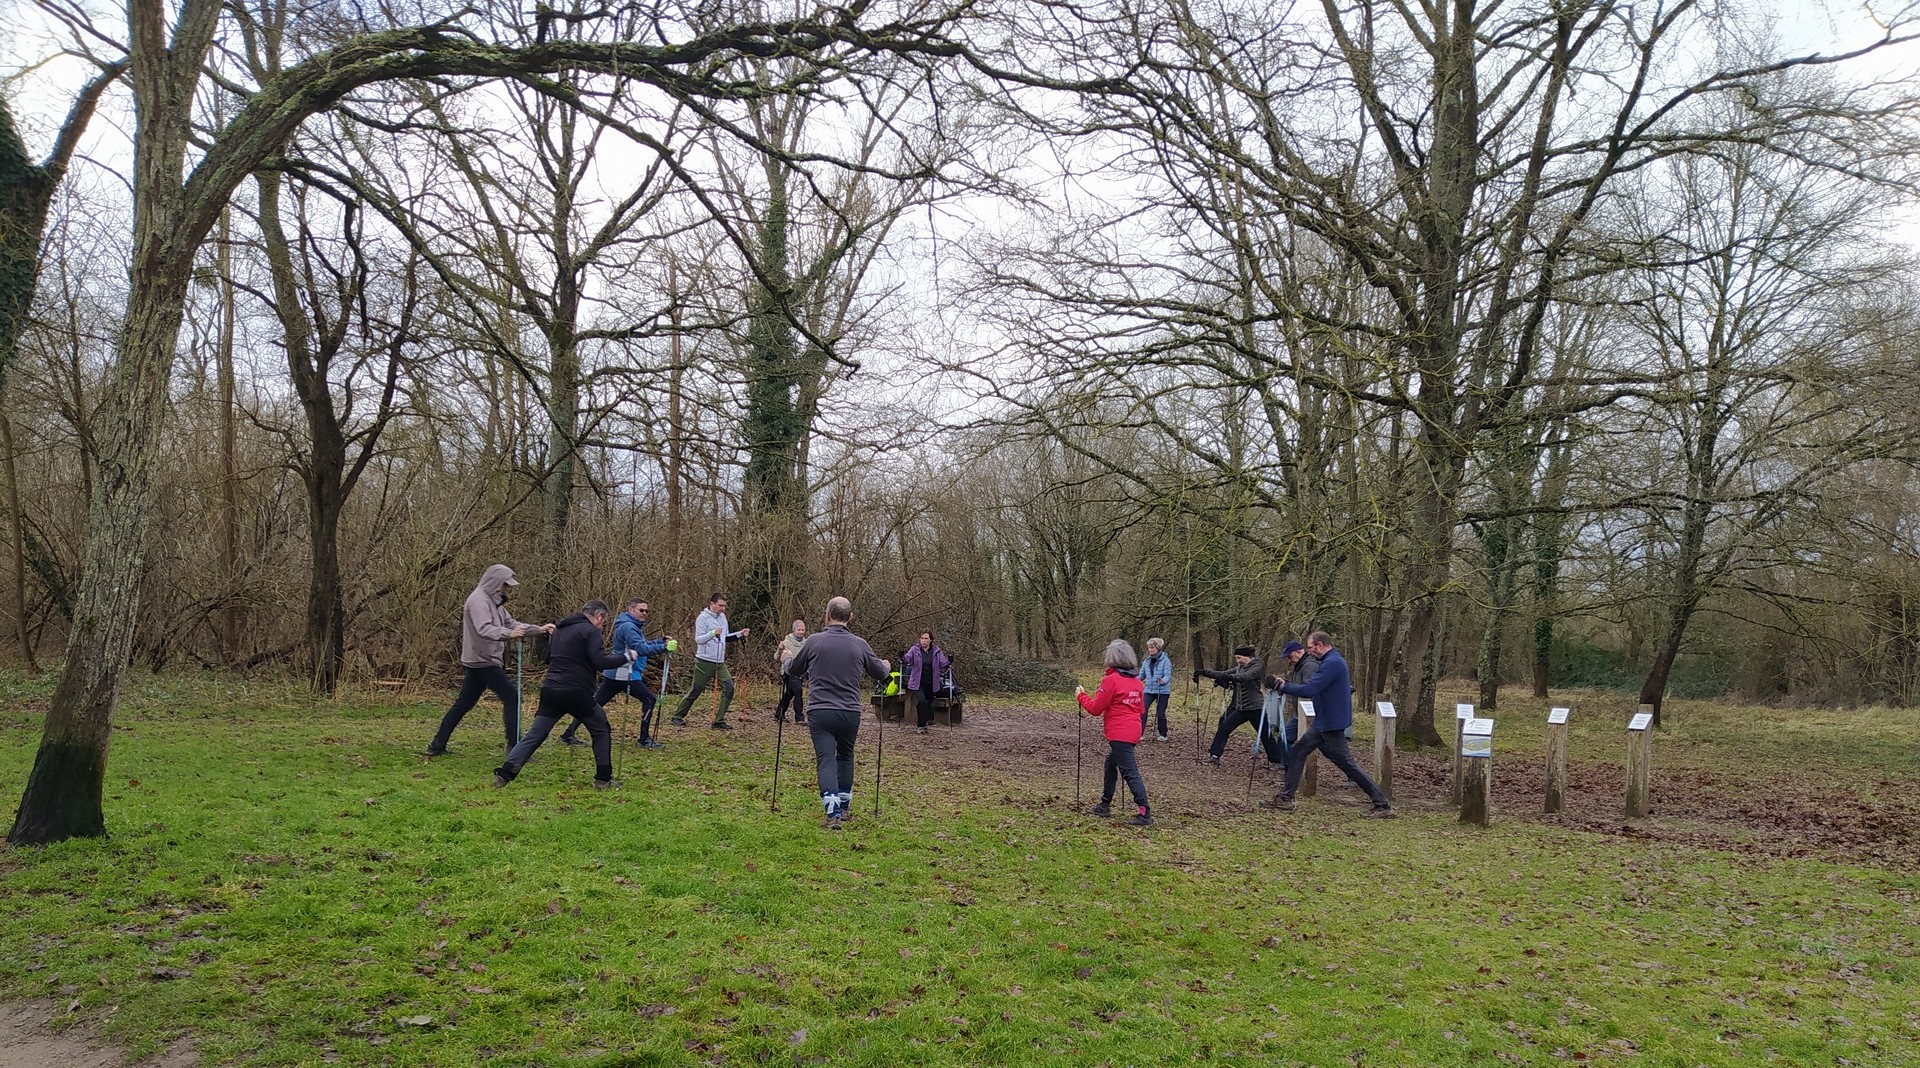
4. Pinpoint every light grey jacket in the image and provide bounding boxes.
[459,564,526,668]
